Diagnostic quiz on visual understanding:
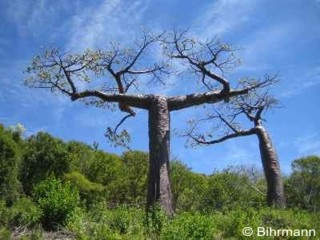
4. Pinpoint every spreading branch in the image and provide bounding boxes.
[185,81,279,146]
[163,29,241,92]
